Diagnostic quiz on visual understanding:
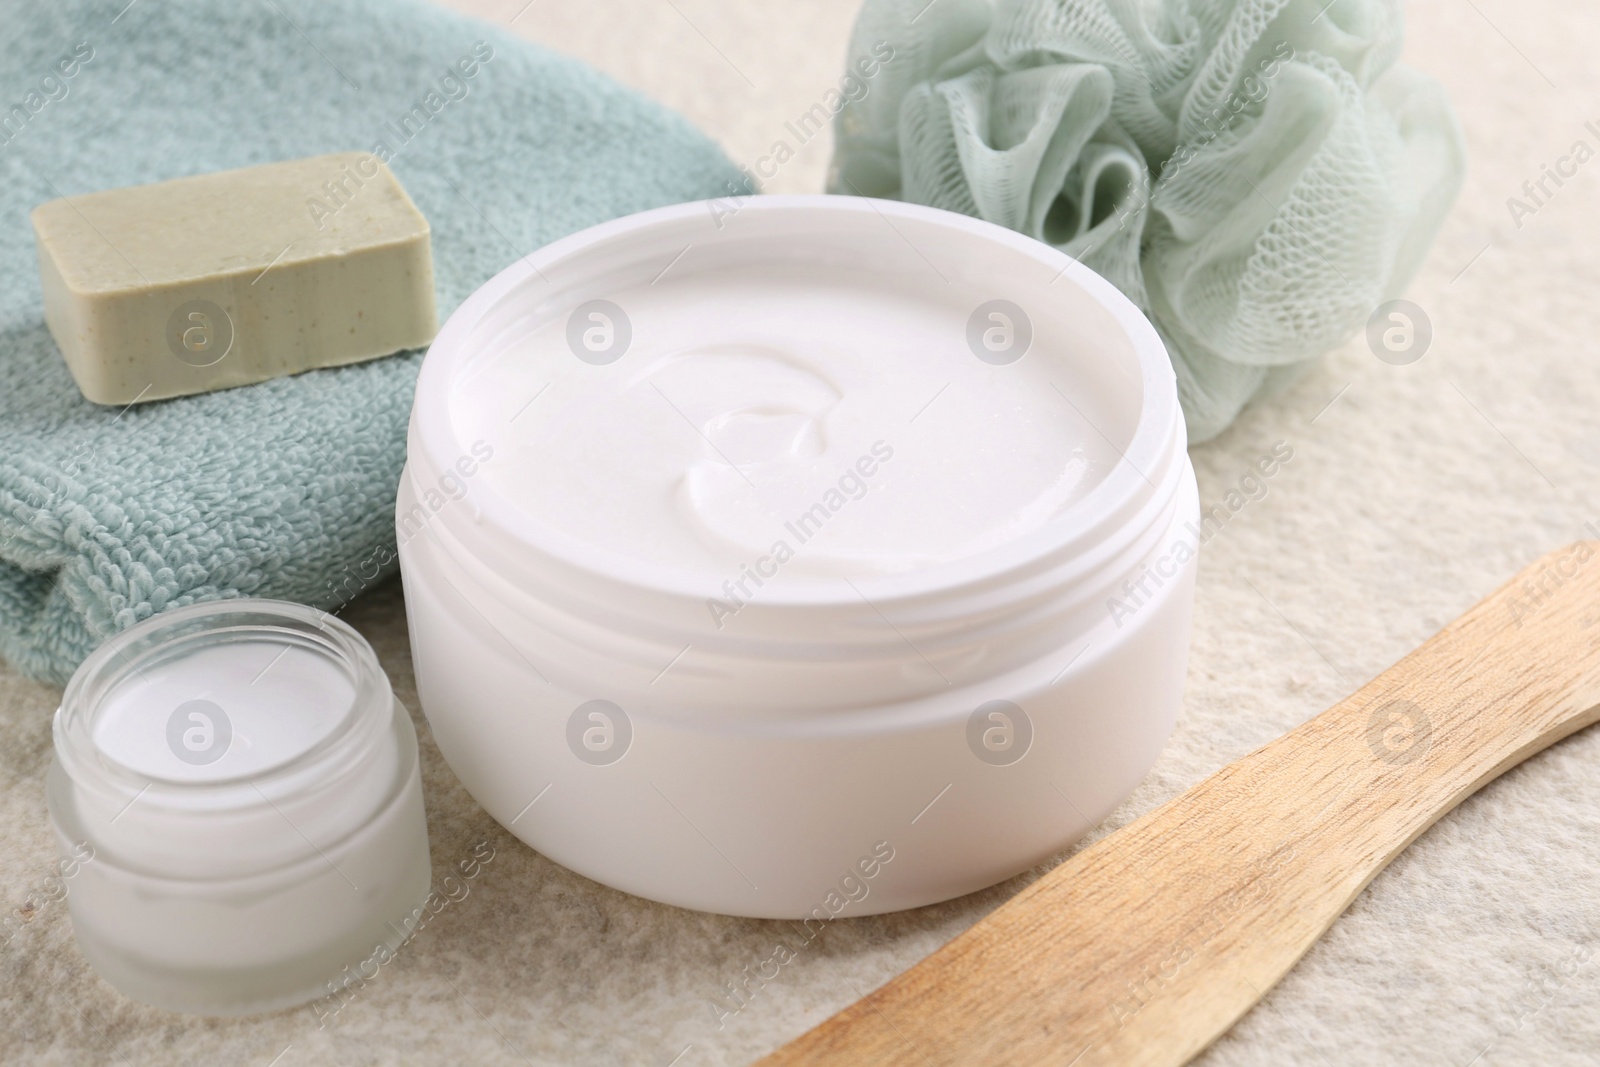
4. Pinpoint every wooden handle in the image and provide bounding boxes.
[758,542,1600,1067]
